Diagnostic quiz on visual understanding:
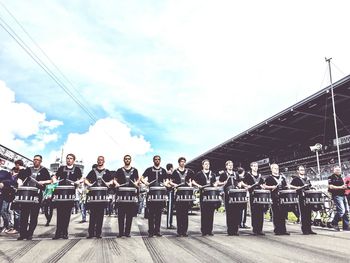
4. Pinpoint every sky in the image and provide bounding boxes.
[1,0,350,174]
